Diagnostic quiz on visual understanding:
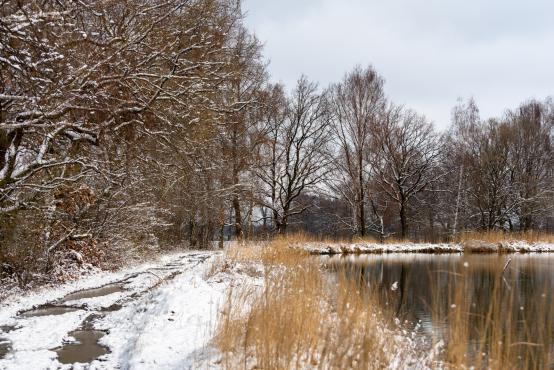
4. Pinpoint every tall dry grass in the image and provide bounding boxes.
[213,234,553,369]
[215,236,431,369]
[263,230,554,246]
[455,230,554,244]
[431,257,554,369]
